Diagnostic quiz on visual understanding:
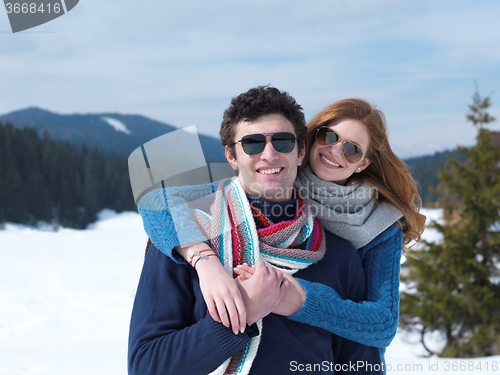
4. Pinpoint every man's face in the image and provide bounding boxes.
[225,114,305,202]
